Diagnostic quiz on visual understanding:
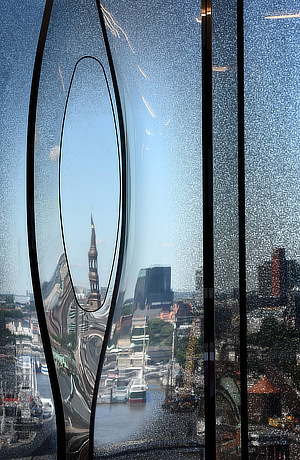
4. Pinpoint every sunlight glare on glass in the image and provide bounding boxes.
[213,66,229,72]
[265,12,300,19]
